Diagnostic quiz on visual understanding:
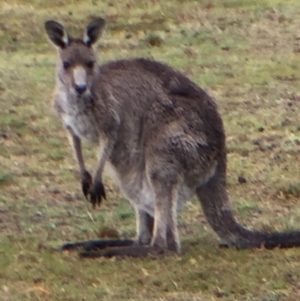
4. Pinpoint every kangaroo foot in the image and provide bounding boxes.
[79,245,167,258]
[58,238,134,252]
